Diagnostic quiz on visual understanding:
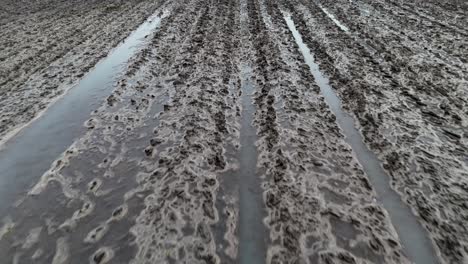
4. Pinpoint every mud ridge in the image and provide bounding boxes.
[284,0,468,262]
